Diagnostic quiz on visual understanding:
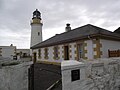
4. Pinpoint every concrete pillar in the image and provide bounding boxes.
[61,60,85,90]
